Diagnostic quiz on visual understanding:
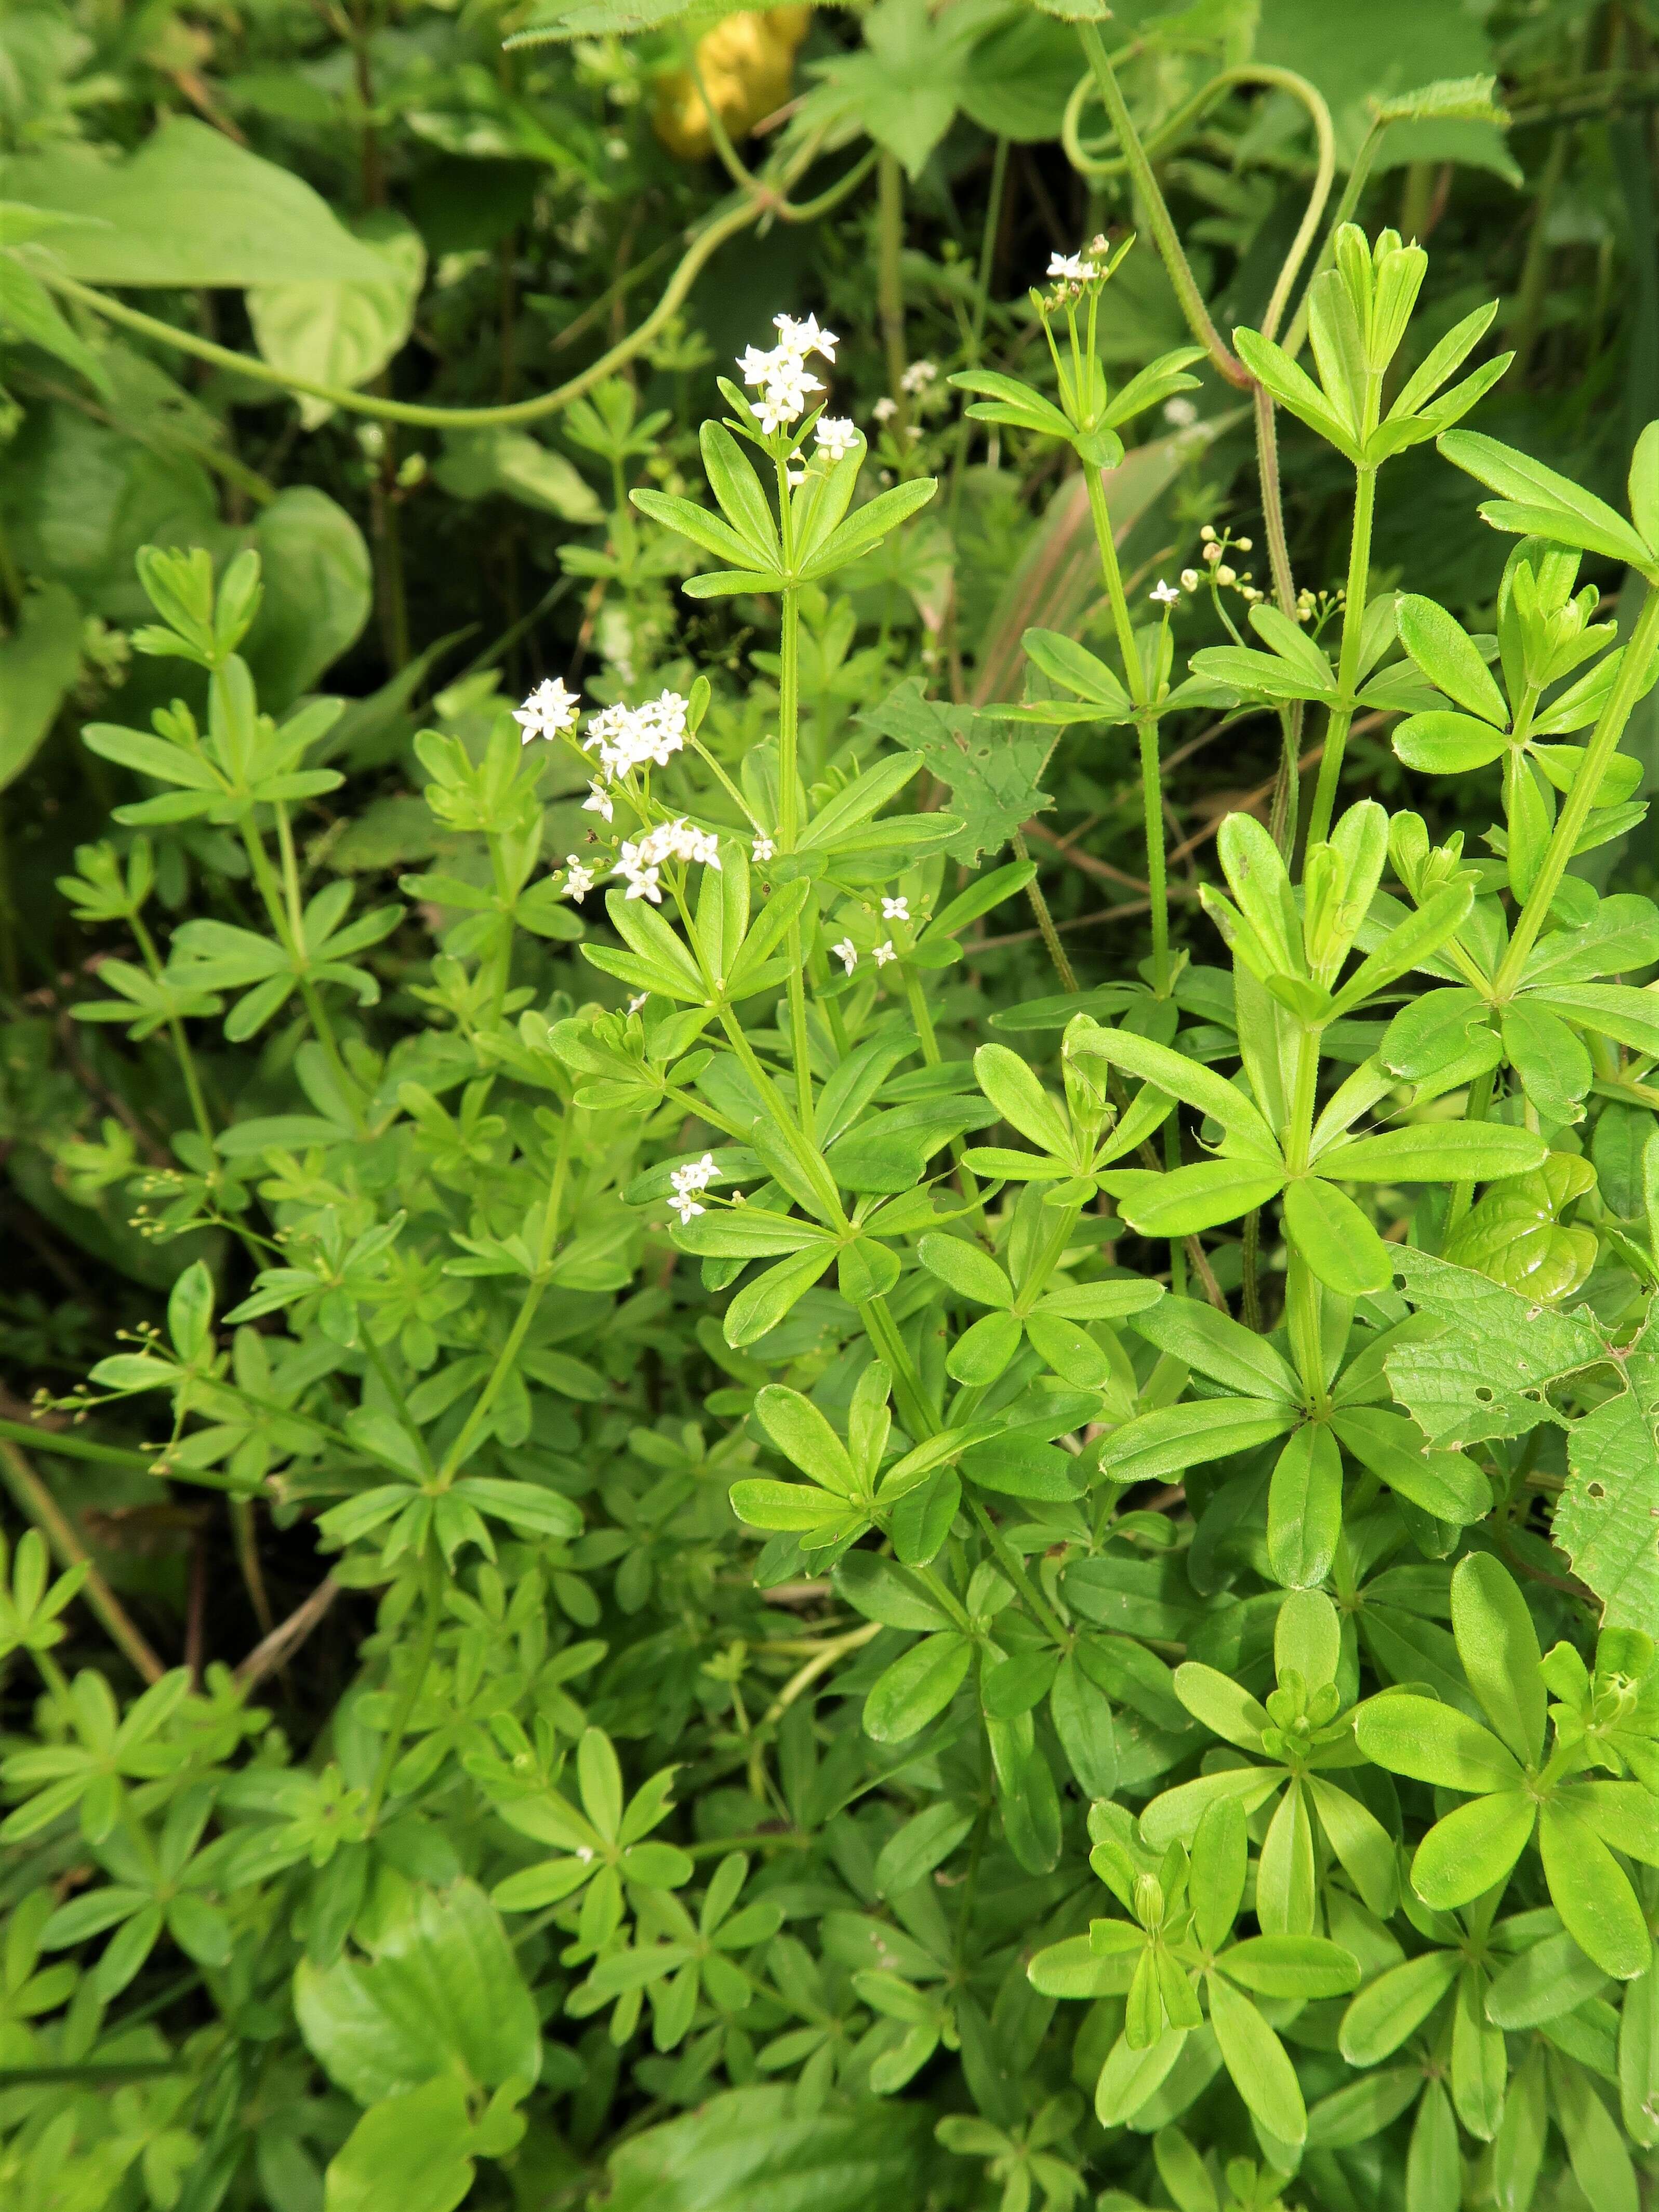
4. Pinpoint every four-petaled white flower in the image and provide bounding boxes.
[669,1192,706,1224]
[513,675,582,743]
[582,691,689,784]
[873,941,896,966]
[1150,579,1181,607]
[752,833,775,861]
[671,1152,718,1194]
[815,416,859,461]
[831,938,858,974]
[881,894,909,921]
[612,816,723,903]
[1047,251,1091,283]
[582,780,613,823]
[563,857,595,900]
